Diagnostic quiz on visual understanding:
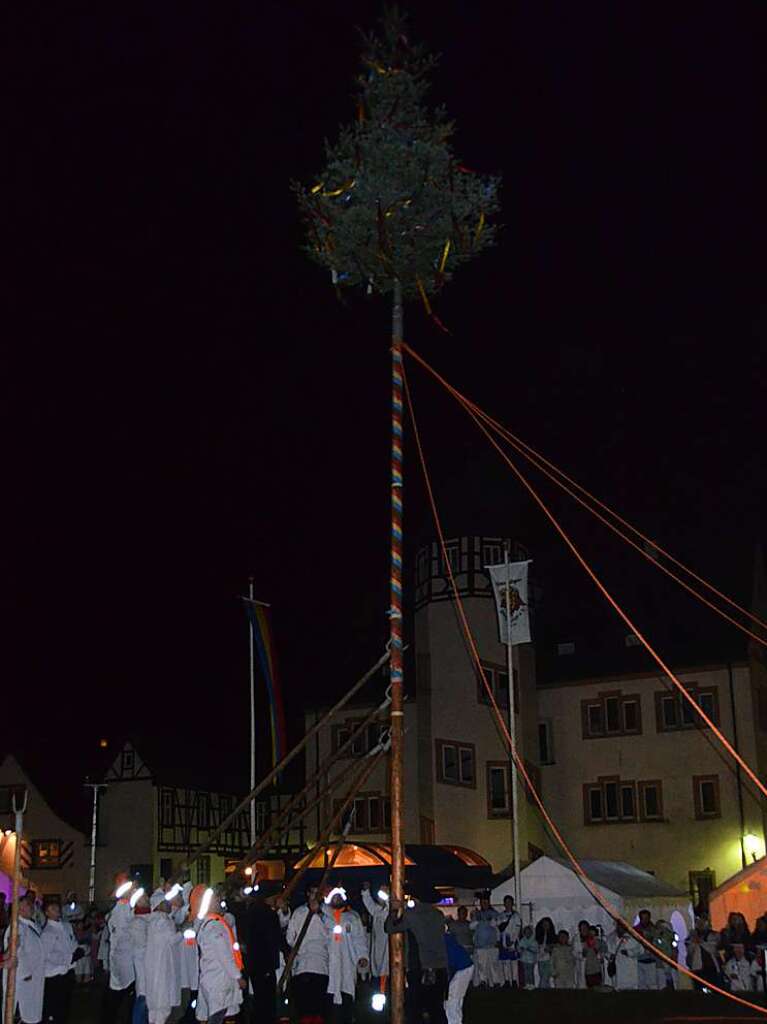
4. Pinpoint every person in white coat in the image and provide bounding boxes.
[3,893,45,1024]
[191,886,244,1024]
[129,890,150,1024]
[99,875,137,1024]
[172,884,198,1017]
[724,944,758,992]
[40,898,79,1024]
[144,890,182,1024]
[322,887,368,1023]
[607,923,640,990]
[361,882,389,982]
[286,886,331,1024]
